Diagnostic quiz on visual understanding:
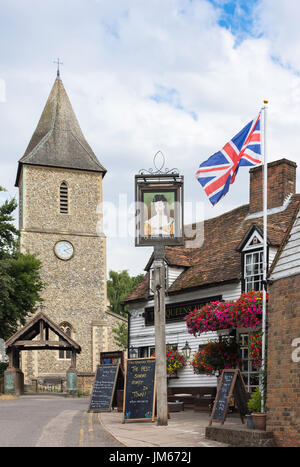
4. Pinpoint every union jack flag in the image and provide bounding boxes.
[196,112,262,206]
